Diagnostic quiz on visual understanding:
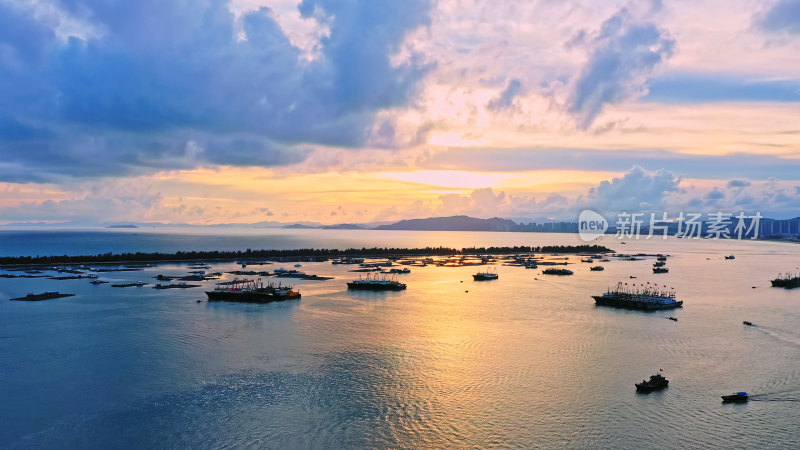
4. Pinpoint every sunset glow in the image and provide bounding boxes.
[1,0,798,225]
